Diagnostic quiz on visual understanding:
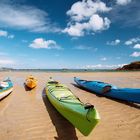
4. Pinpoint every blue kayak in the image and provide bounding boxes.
[74,77,140,104]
